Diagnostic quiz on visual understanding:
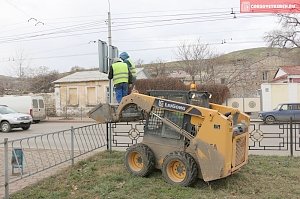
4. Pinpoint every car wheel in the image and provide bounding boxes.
[22,124,31,130]
[1,121,11,133]
[265,116,275,124]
